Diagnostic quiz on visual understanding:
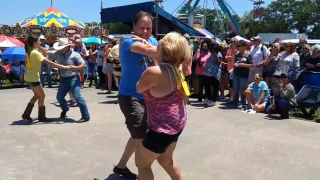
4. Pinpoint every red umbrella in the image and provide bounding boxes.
[0,35,25,47]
